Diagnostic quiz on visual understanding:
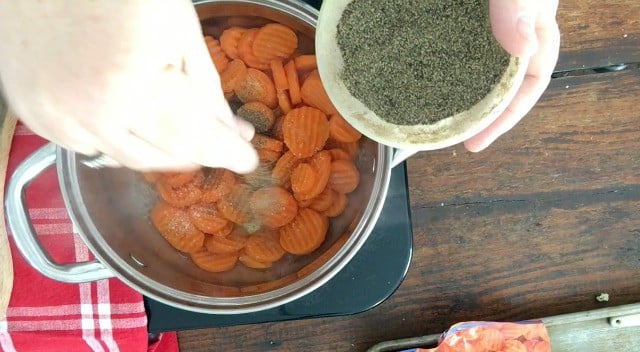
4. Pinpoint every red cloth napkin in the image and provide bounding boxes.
[0,123,179,352]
